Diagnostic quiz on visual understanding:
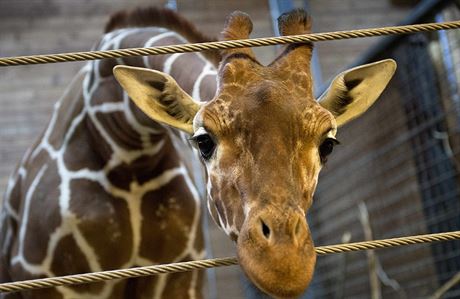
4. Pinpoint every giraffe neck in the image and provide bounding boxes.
[79,27,218,190]
[86,27,217,156]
